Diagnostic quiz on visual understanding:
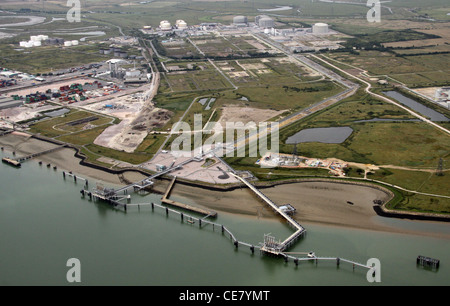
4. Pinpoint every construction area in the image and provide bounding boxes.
[258,152,349,177]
